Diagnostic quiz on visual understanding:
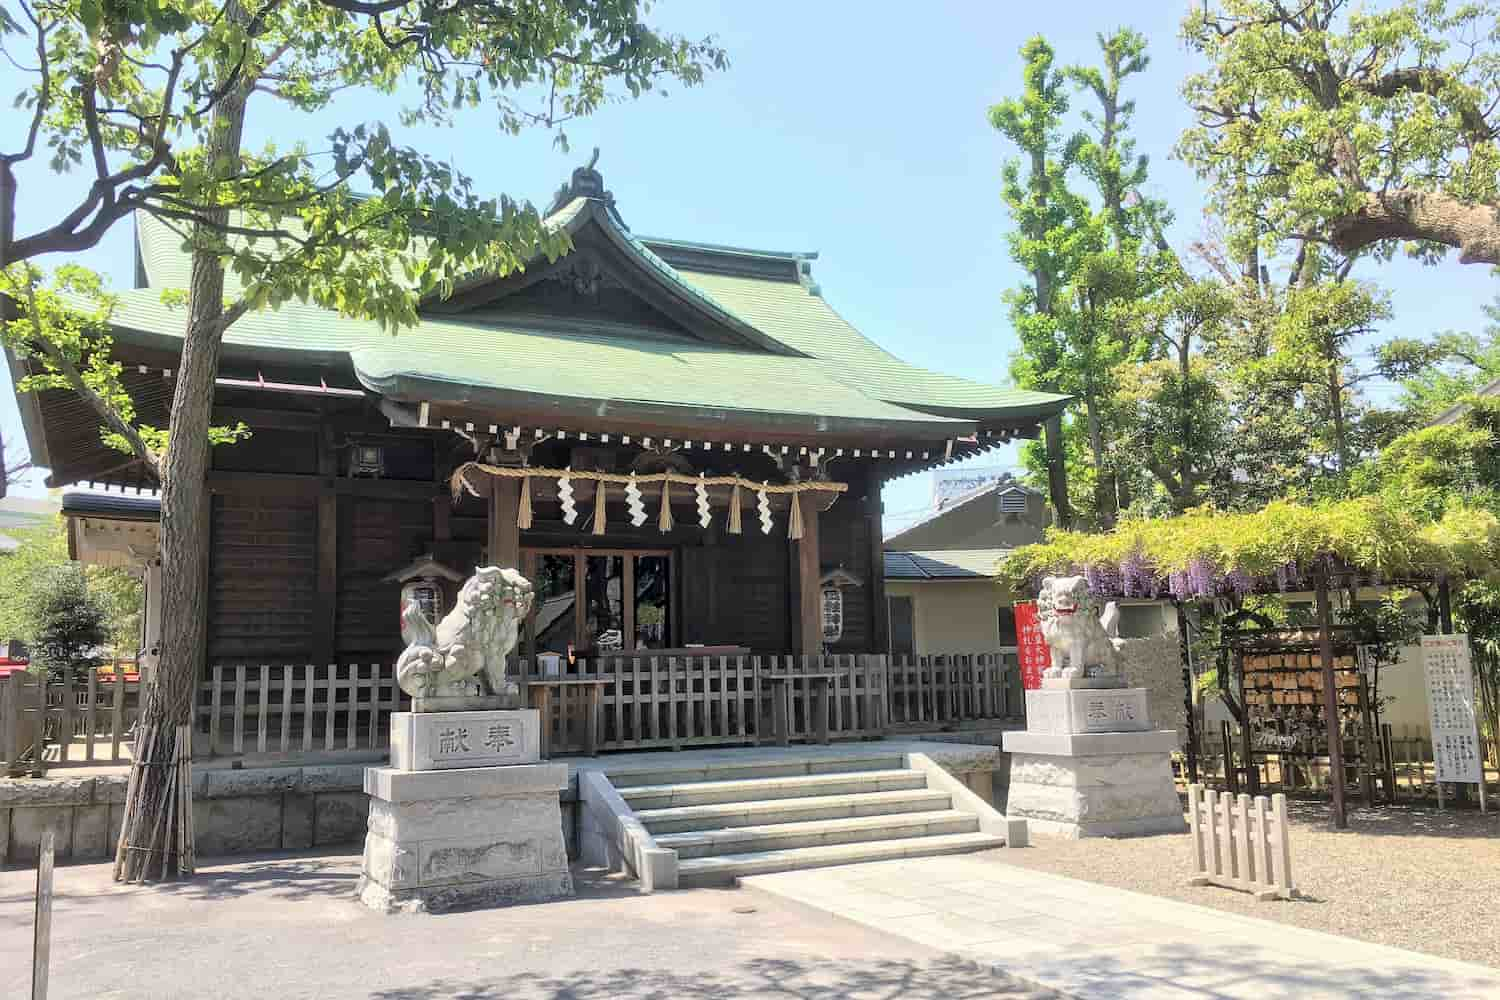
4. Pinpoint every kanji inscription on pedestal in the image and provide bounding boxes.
[391,709,539,771]
[1420,634,1483,785]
